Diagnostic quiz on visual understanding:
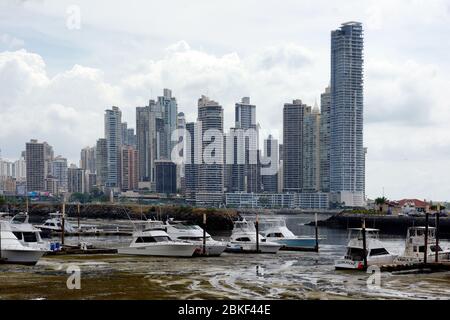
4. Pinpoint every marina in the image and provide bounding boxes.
[1,212,450,299]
